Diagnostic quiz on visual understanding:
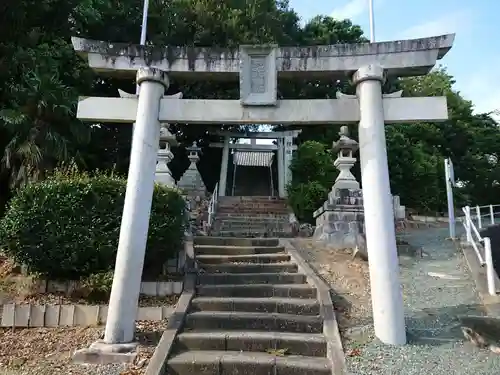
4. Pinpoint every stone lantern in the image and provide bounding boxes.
[332,126,359,190]
[155,123,176,187]
[177,141,206,197]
